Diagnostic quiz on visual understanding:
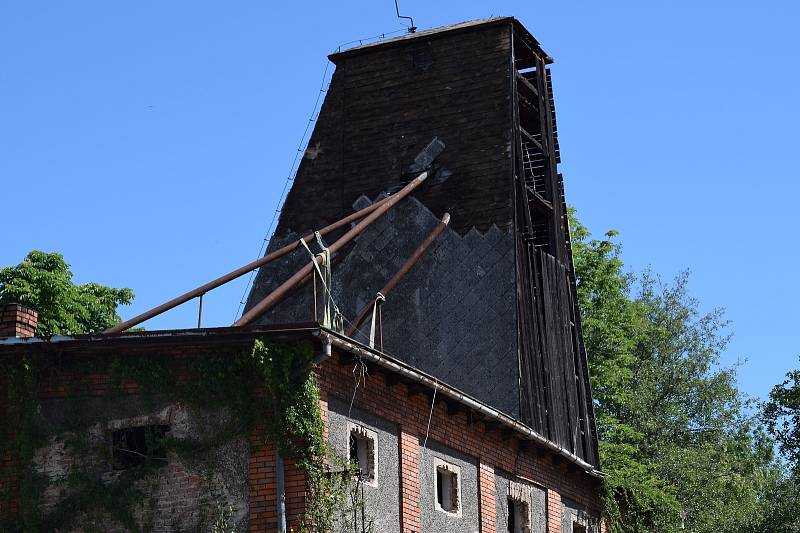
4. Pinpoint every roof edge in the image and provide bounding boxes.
[329,17,551,64]
[315,328,604,478]
[1,323,600,475]
[0,323,322,348]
